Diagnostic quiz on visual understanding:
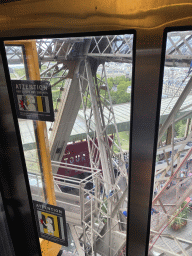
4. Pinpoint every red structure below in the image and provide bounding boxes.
[57,140,90,177]
[57,136,113,177]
